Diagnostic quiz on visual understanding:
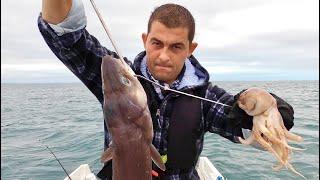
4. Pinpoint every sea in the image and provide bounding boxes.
[1,81,319,180]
